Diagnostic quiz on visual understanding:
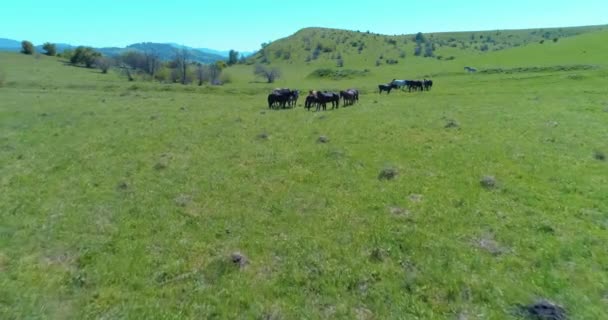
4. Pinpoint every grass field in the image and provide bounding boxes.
[1,27,608,319]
